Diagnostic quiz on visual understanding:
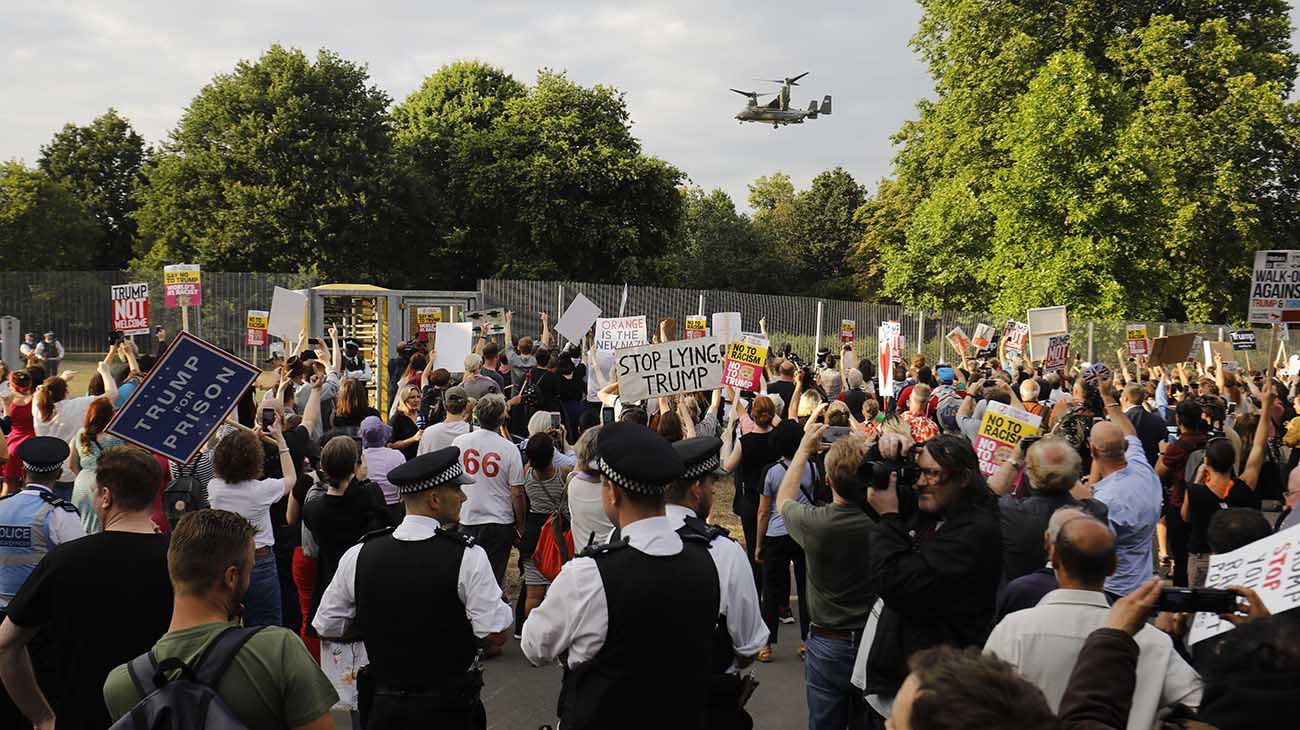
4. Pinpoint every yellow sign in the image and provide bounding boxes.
[685,316,708,339]
[416,307,442,334]
[722,337,769,391]
[246,311,268,330]
[1125,324,1149,356]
